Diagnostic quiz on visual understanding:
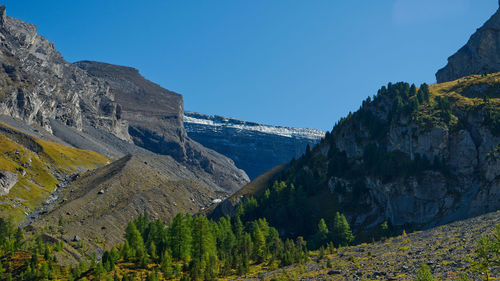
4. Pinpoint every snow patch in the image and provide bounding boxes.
[184,112,325,140]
